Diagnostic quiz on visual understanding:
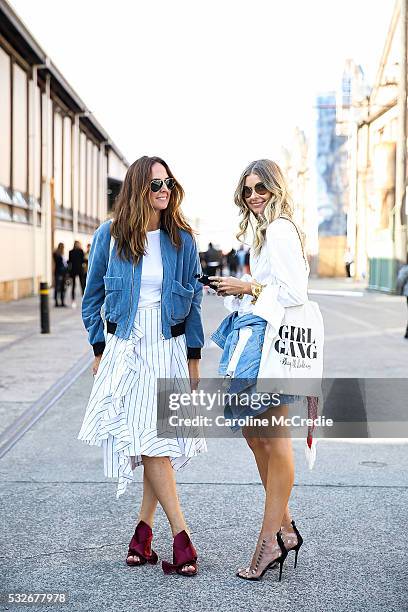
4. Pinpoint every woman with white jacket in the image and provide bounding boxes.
[209,159,309,582]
